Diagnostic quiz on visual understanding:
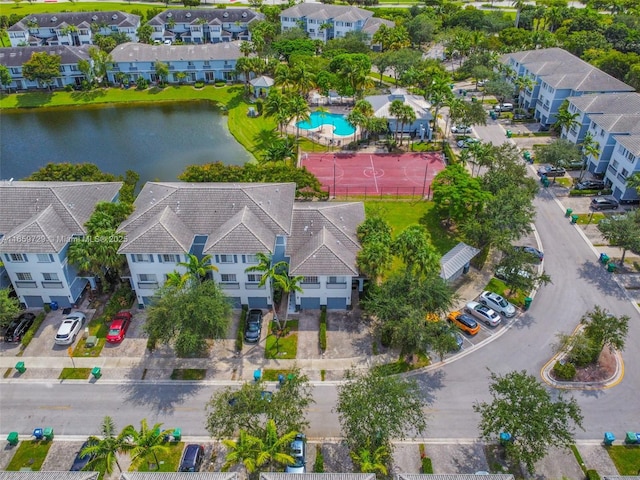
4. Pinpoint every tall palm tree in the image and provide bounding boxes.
[124,419,172,470]
[222,429,262,475]
[264,89,288,134]
[288,96,310,149]
[554,100,580,136]
[389,99,405,143]
[165,270,189,289]
[512,0,527,28]
[272,272,304,329]
[350,442,390,475]
[239,40,253,57]
[514,75,535,106]
[178,253,218,287]
[578,132,600,182]
[291,64,315,97]
[397,104,416,146]
[82,416,132,475]
[245,252,288,316]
